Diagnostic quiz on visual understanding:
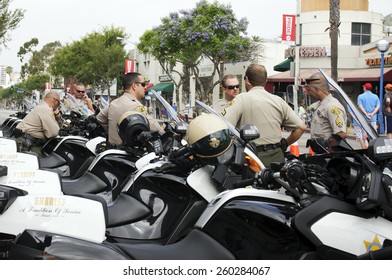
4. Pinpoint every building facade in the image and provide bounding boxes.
[267,0,391,102]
